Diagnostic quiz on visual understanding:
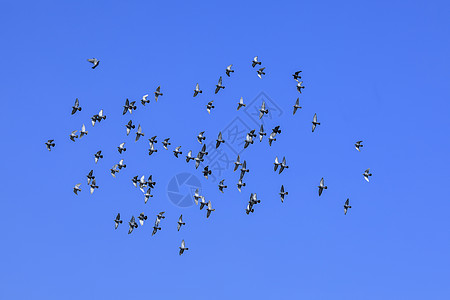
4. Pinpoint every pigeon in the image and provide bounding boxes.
[128,216,138,234]
[154,86,163,102]
[118,159,126,169]
[147,175,156,188]
[173,146,182,158]
[86,170,95,185]
[138,213,148,226]
[199,196,208,210]
[292,71,302,81]
[110,164,119,177]
[152,225,161,236]
[45,139,55,151]
[123,99,137,115]
[252,56,261,67]
[237,97,246,110]
[237,179,246,192]
[234,155,242,171]
[194,152,204,169]
[206,101,215,114]
[144,188,153,204]
[135,124,144,142]
[295,79,305,93]
[193,83,202,97]
[363,168,372,182]
[177,215,185,231]
[89,178,98,194]
[148,136,158,145]
[245,202,255,214]
[179,239,189,255]
[186,150,194,163]
[91,109,106,126]
[318,178,327,196]
[258,125,266,142]
[199,144,208,157]
[279,185,288,203]
[140,94,150,106]
[274,157,281,172]
[272,126,281,135]
[71,98,82,115]
[355,141,363,152]
[132,176,139,188]
[73,183,81,195]
[206,201,215,218]
[293,98,302,115]
[344,198,352,215]
[215,76,225,94]
[218,179,227,193]
[139,175,147,193]
[79,124,88,138]
[69,130,78,142]
[259,101,268,119]
[202,166,212,179]
[312,113,320,132]
[118,143,126,154]
[268,132,277,146]
[125,120,135,136]
[249,193,261,205]
[114,213,123,230]
[87,58,100,69]
[155,212,166,226]
[225,64,234,77]
[162,138,171,150]
[244,133,254,149]
[240,161,249,179]
[197,131,206,144]
[193,189,201,205]
[215,131,225,148]
[279,157,289,174]
[257,67,266,79]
